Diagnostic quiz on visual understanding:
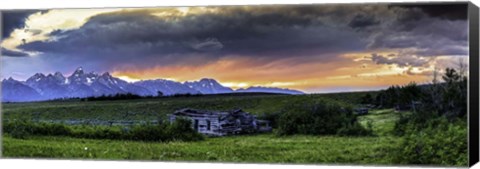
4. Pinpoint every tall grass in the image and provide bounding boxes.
[2,134,399,164]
